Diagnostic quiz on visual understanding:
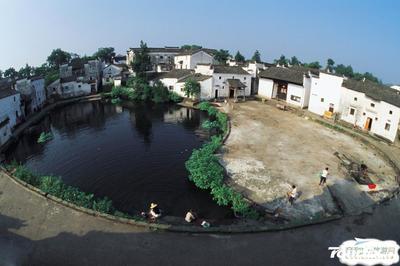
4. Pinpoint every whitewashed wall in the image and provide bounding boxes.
[60,81,91,98]
[340,87,400,142]
[258,78,274,98]
[308,73,344,115]
[212,73,251,98]
[0,93,21,145]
